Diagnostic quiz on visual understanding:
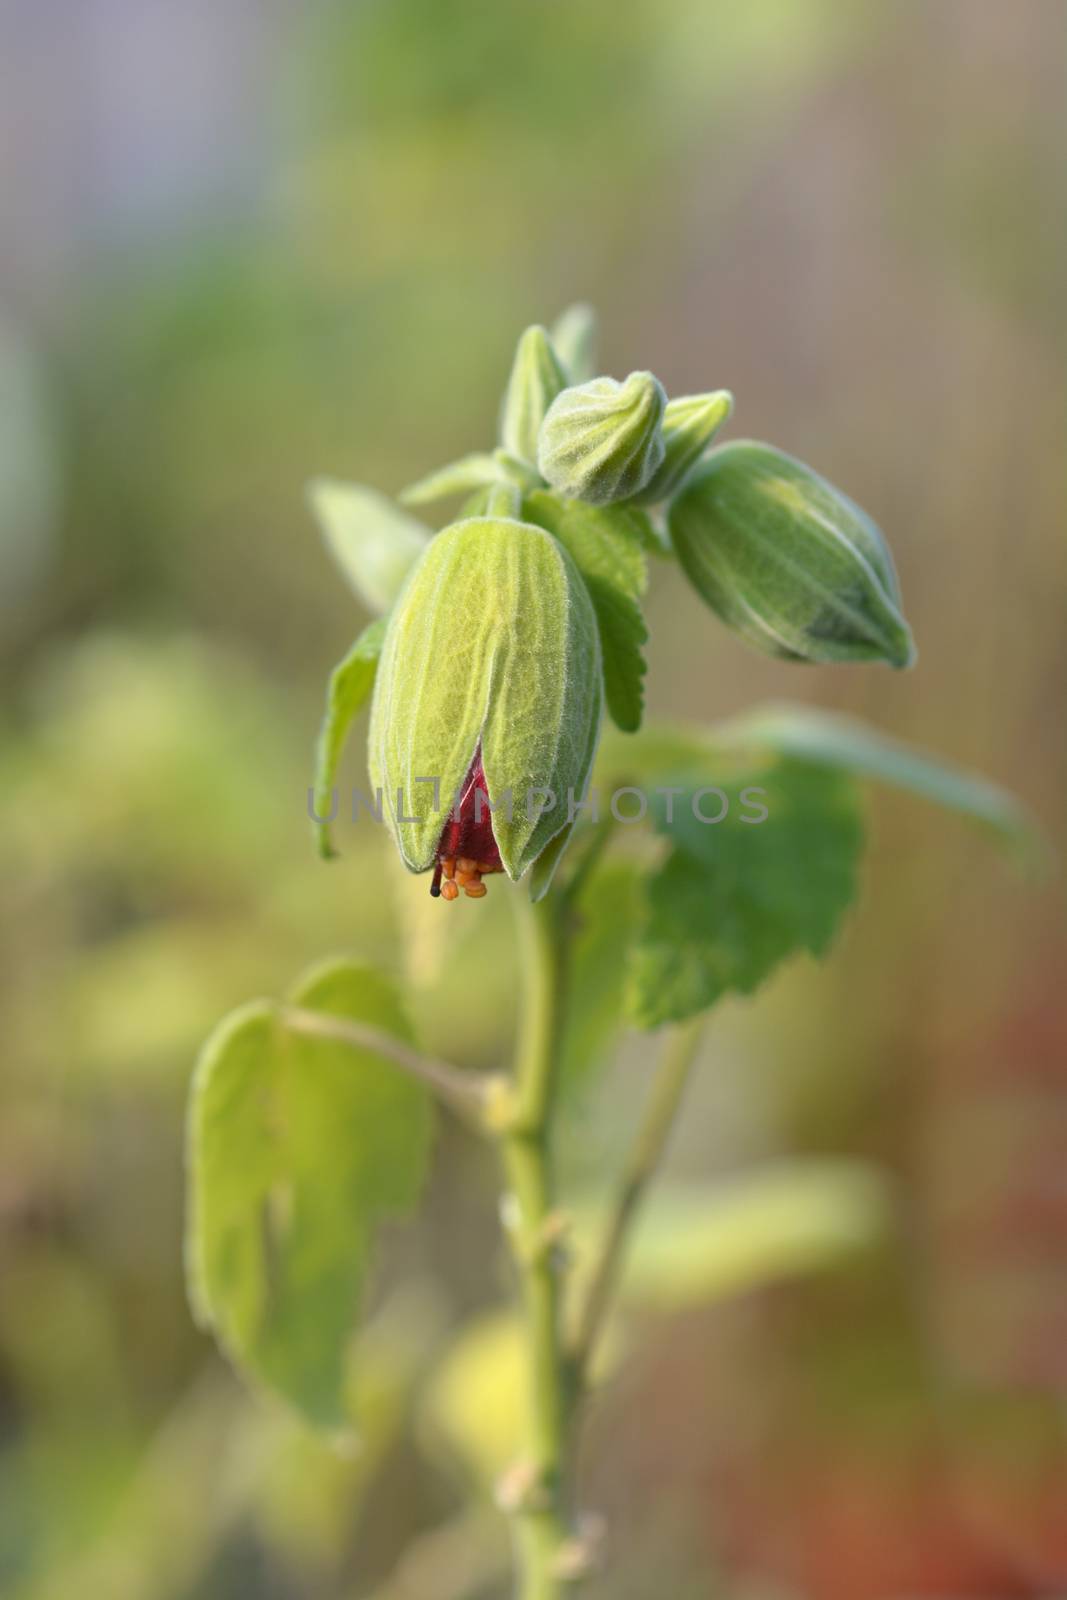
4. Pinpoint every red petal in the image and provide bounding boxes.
[434,749,503,873]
